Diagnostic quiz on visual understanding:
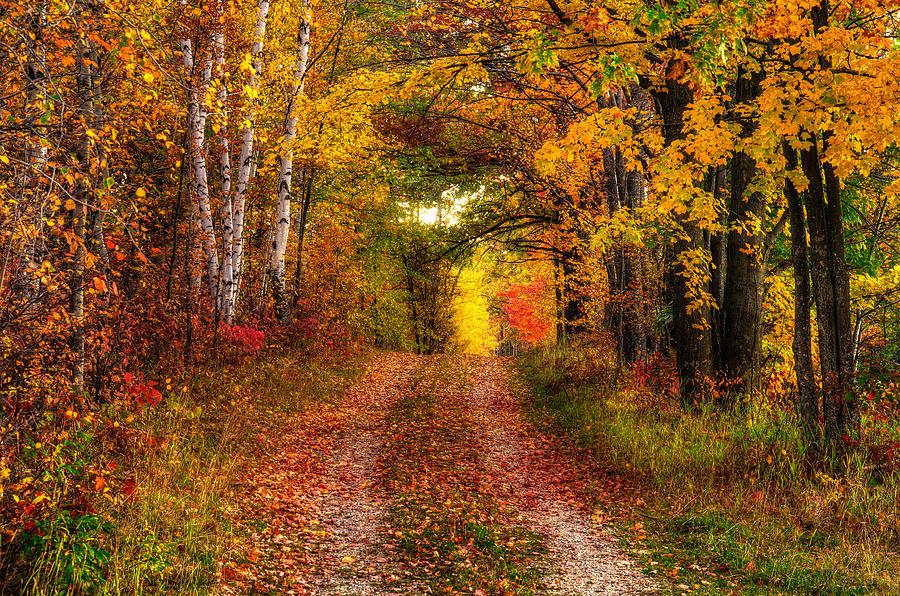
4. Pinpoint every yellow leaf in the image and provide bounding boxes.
[65,199,76,210]
[136,187,147,198]
[0,155,9,164]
